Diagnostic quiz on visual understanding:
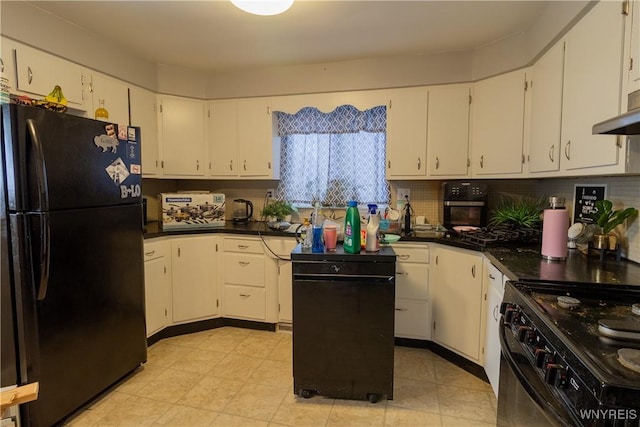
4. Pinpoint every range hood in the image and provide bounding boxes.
[593,89,640,135]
